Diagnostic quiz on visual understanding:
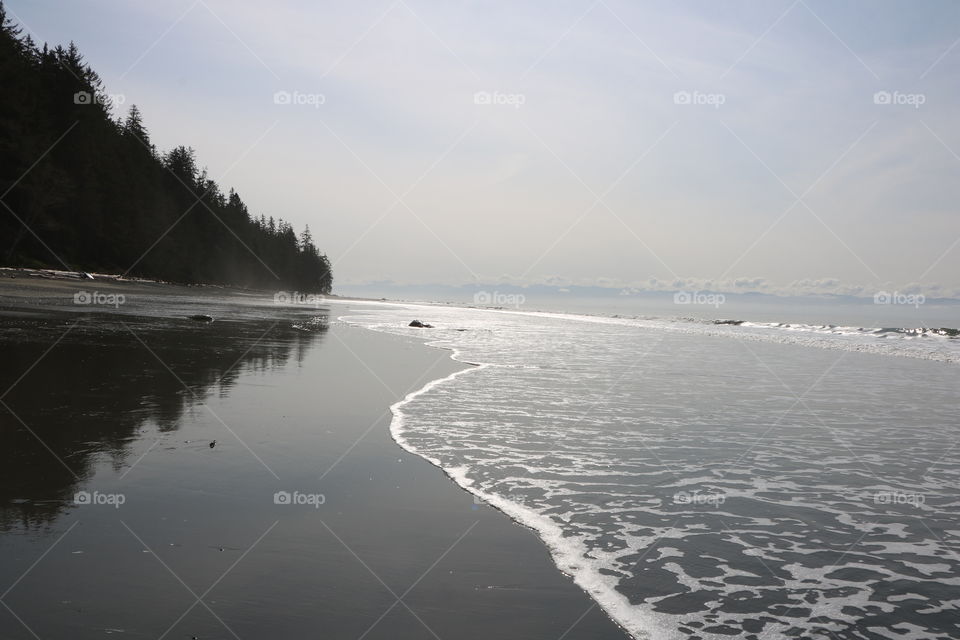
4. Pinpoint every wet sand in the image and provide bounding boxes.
[0,277,628,639]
